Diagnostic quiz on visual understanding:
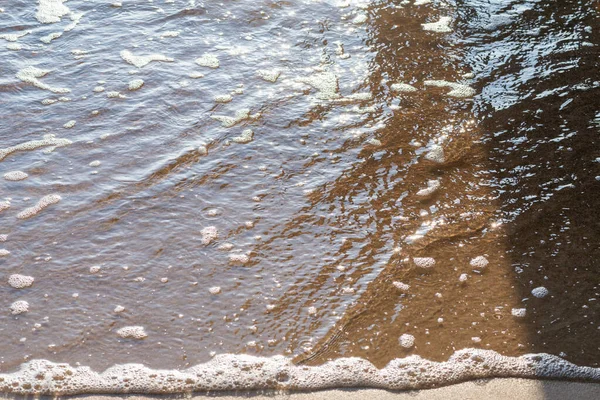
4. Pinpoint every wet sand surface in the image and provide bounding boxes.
[0,0,599,394]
